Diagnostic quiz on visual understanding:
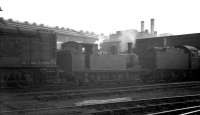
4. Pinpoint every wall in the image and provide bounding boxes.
[166,34,200,47]
[135,33,200,54]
